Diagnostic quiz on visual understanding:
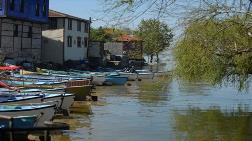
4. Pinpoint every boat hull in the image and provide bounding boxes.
[119,72,137,81]
[92,76,106,86]
[137,73,154,79]
[105,76,128,85]
[43,94,75,110]
[65,85,92,101]
[0,105,55,127]
[0,96,42,105]
[0,115,37,128]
